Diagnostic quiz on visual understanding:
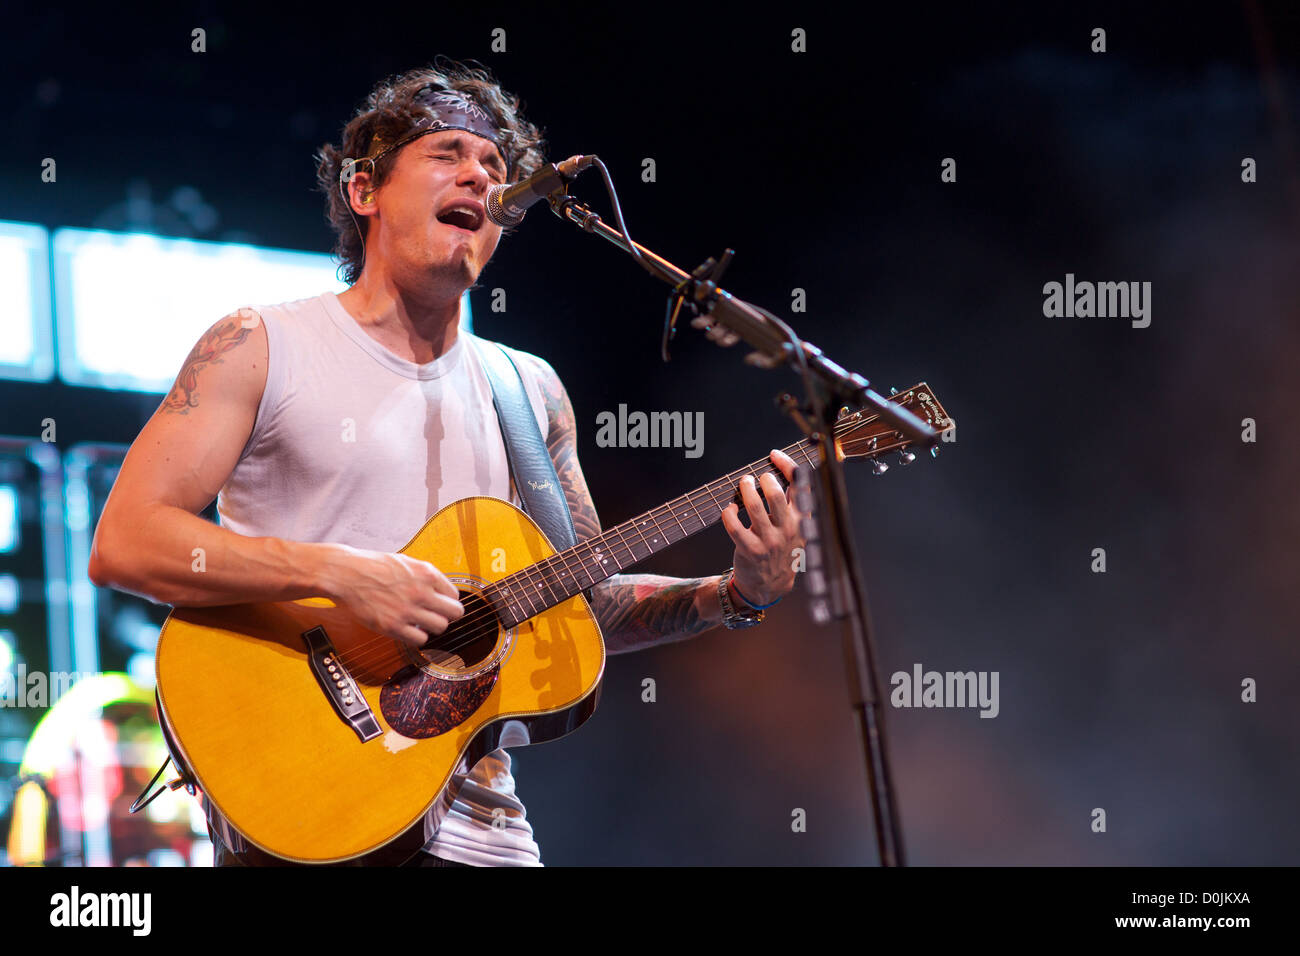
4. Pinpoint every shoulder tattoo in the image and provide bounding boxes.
[161,308,260,415]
